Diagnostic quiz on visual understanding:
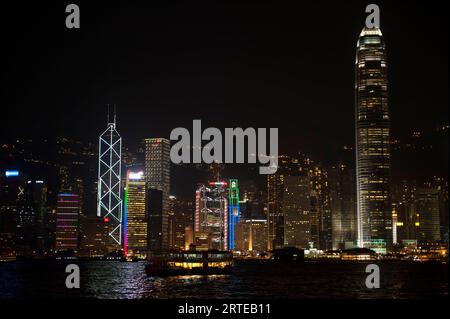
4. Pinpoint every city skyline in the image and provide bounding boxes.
[0,1,448,303]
